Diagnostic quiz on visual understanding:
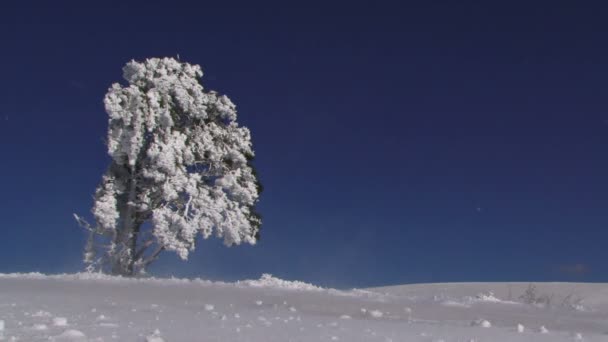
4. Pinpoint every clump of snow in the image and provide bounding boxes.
[474,291,518,304]
[517,323,525,333]
[52,317,68,326]
[540,325,549,334]
[204,304,214,311]
[339,315,351,320]
[0,320,4,331]
[32,323,48,330]
[471,319,491,328]
[32,310,52,317]
[240,274,323,291]
[368,310,384,318]
[146,329,164,342]
[571,303,589,312]
[255,300,263,306]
